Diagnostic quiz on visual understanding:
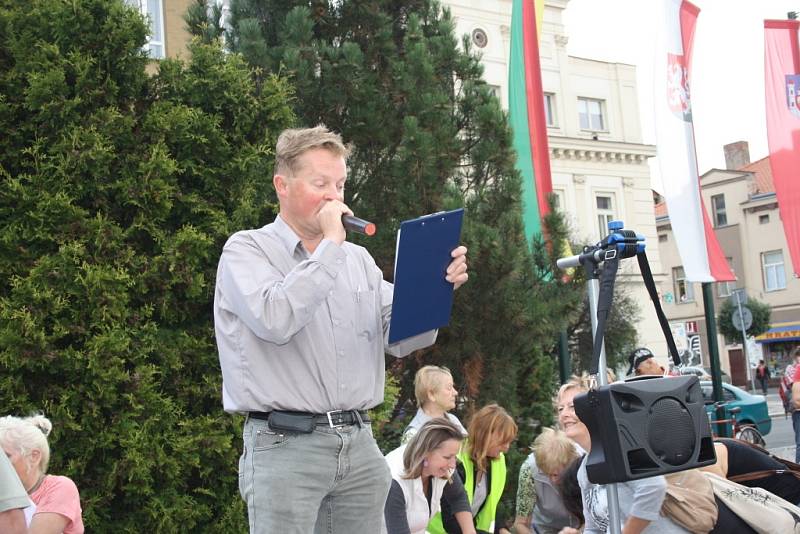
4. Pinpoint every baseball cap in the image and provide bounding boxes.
[627,347,654,375]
